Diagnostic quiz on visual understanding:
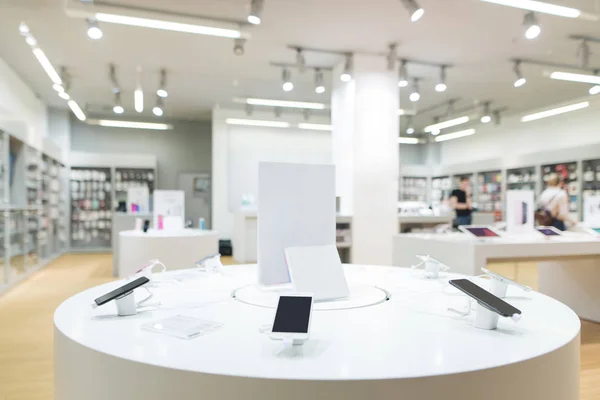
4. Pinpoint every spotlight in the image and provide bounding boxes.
[480,102,492,123]
[406,116,415,134]
[406,127,415,134]
[398,60,409,87]
[409,79,420,102]
[248,0,263,25]
[513,61,526,87]
[282,68,293,91]
[157,68,168,98]
[314,68,325,94]
[340,54,353,82]
[233,38,245,56]
[19,23,29,34]
[577,40,591,68]
[113,92,124,114]
[435,66,447,92]
[295,48,306,73]
[58,91,70,100]
[152,106,163,116]
[25,35,37,46]
[53,83,64,92]
[589,85,600,95]
[87,18,103,40]
[431,128,441,136]
[402,0,424,22]
[523,12,540,39]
